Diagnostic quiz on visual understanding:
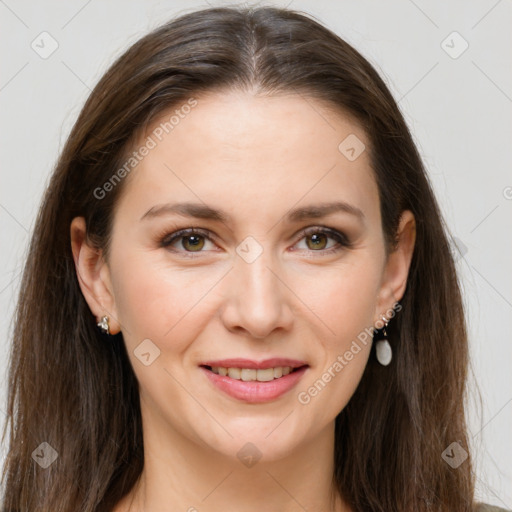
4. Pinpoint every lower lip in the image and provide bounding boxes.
[200,366,308,403]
